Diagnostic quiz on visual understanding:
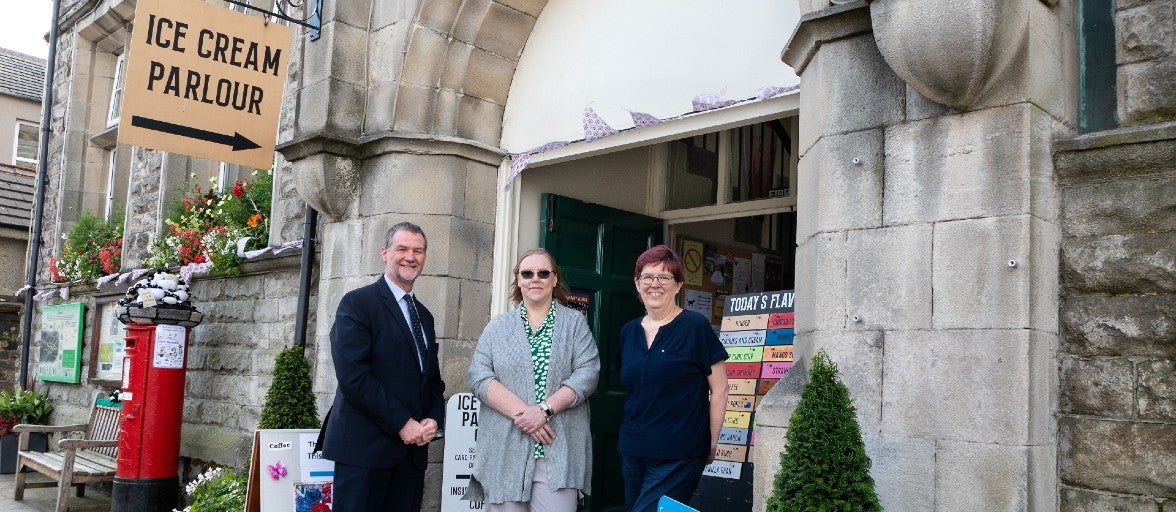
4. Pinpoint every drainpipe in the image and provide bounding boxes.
[293,205,317,348]
[19,0,62,390]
